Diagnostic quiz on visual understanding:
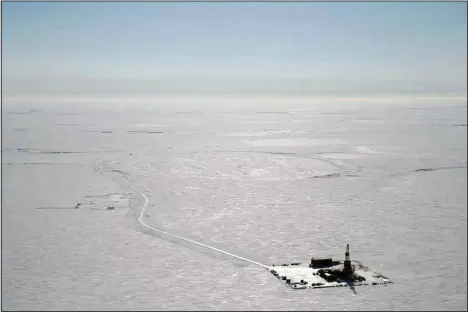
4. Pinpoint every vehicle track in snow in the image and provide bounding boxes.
[96,160,269,269]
